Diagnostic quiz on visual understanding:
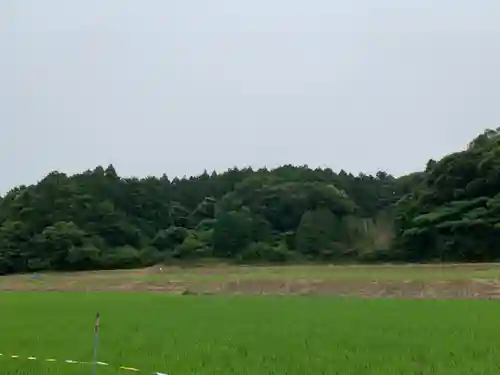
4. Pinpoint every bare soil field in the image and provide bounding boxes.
[3,263,500,298]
